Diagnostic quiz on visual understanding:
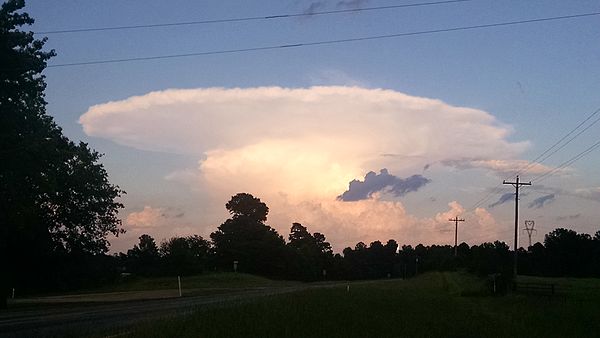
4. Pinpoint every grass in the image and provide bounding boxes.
[7,272,300,309]
[119,272,600,338]
[93,272,299,293]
